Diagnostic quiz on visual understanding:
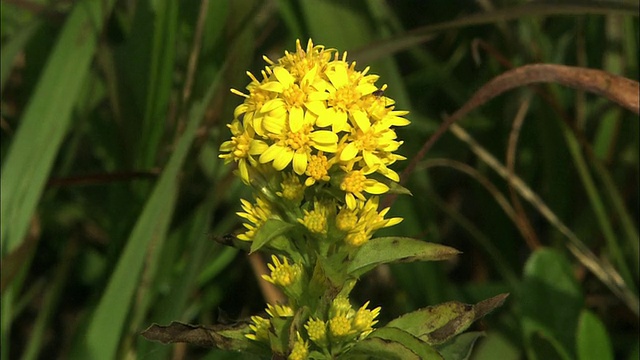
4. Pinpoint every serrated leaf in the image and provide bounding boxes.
[347,327,443,360]
[249,219,295,254]
[347,237,460,277]
[386,294,508,345]
[141,321,268,355]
